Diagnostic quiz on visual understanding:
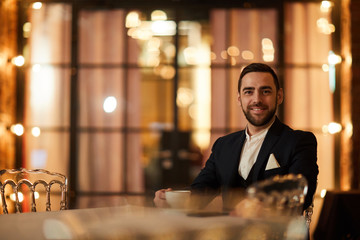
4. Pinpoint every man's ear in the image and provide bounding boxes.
[237,93,242,106]
[277,88,284,105]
